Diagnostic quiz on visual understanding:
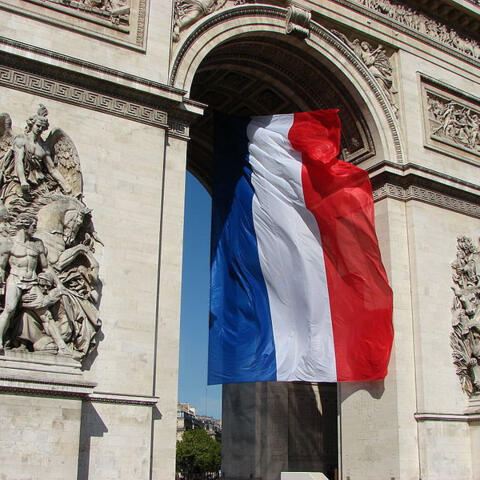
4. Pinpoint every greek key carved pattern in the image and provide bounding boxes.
[168,118,189,138]
[0,66,168,128]
[373,183,480,218]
